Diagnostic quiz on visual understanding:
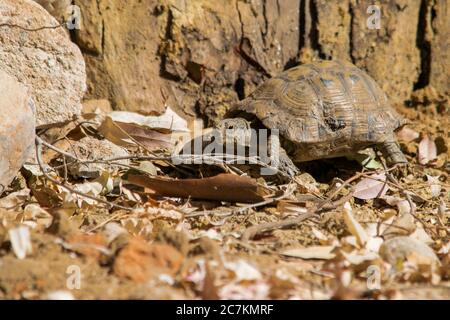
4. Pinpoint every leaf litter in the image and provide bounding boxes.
[0,104,449,300]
